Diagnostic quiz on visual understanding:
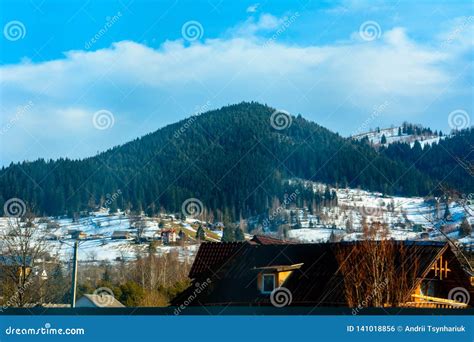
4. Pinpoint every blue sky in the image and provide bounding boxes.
[0,0,473,165]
